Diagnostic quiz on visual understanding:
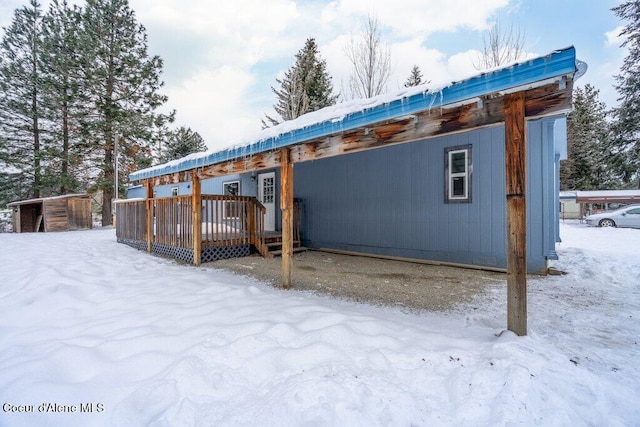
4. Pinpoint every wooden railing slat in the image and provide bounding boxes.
[116,194,267,261]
